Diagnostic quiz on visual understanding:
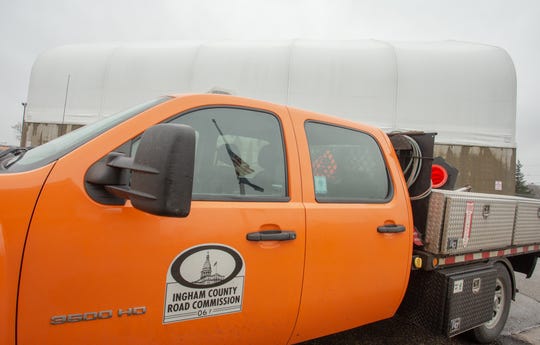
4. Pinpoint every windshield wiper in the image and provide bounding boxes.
[1,146,31,168]
[211,119,263,194]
